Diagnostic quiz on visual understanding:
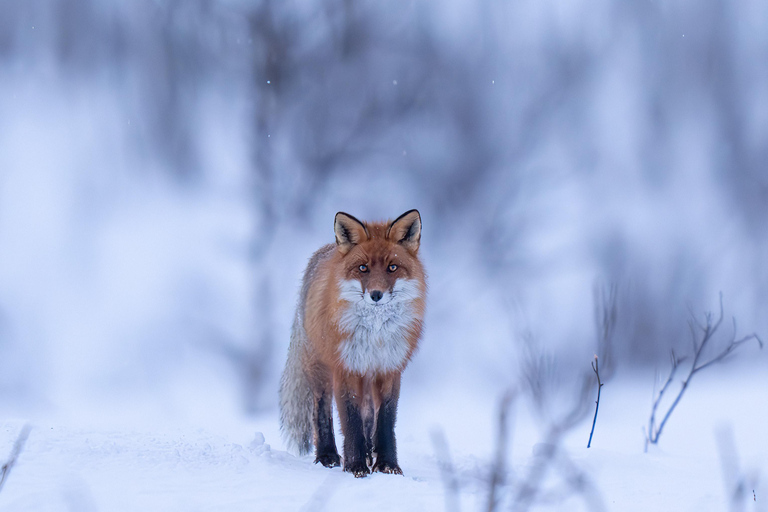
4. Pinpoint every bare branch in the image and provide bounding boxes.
[647,350,683,445]
[692,310,761,374]
[646,296,762,446]
[647,350,687,444]
[688,319,699,353]
[587,355,604,448]
[714,292,725,333]
[694,331,762,373]
[486,390,516,512]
